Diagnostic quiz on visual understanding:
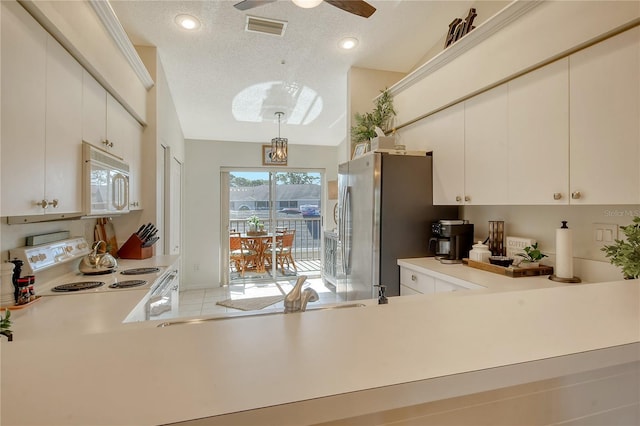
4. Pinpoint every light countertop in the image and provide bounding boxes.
[4,255,180,340]
[397,257,586,293]
[1,257,638,425]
